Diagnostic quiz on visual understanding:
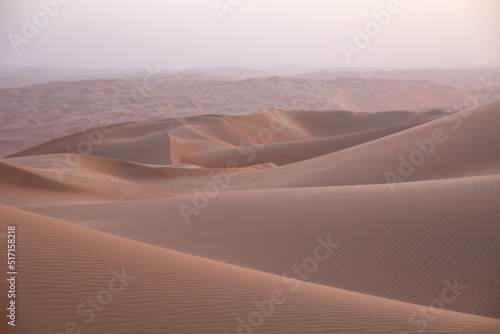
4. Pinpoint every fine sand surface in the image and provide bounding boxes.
[0,82,499,332]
